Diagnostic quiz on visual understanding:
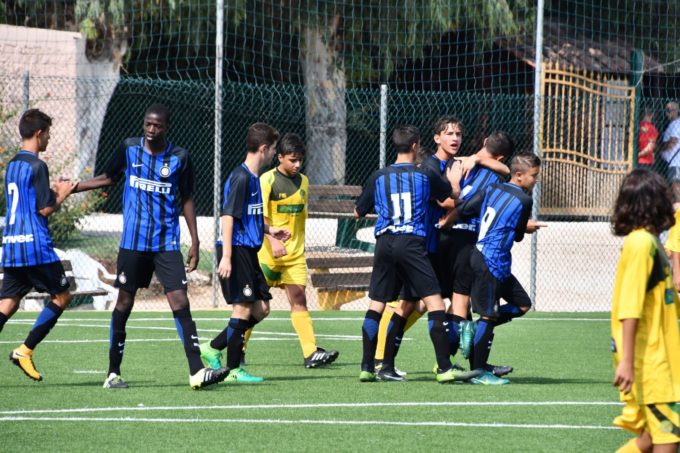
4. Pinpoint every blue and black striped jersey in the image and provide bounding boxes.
[216,164,264,249]
[356,163,451,238]
[2,151,59,267]
[475,182,532,280]
[452,165,504,233]
[421,155,449,253]
[104,137,194,252]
